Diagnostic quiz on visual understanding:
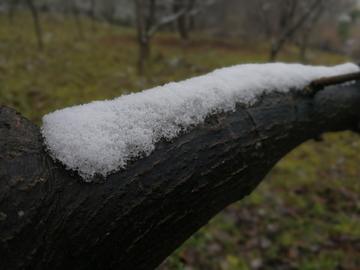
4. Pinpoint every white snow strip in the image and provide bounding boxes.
[41,63,359,181]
